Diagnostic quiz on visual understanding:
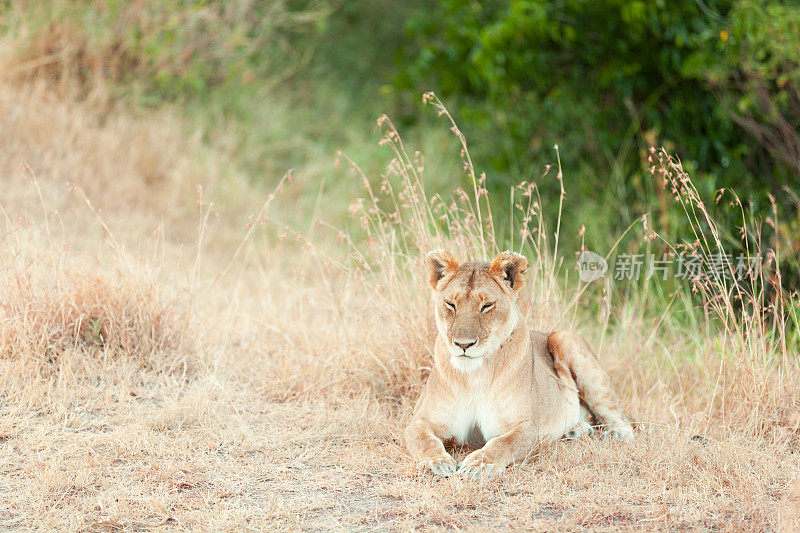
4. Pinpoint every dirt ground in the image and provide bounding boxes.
[2,357,799,531]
